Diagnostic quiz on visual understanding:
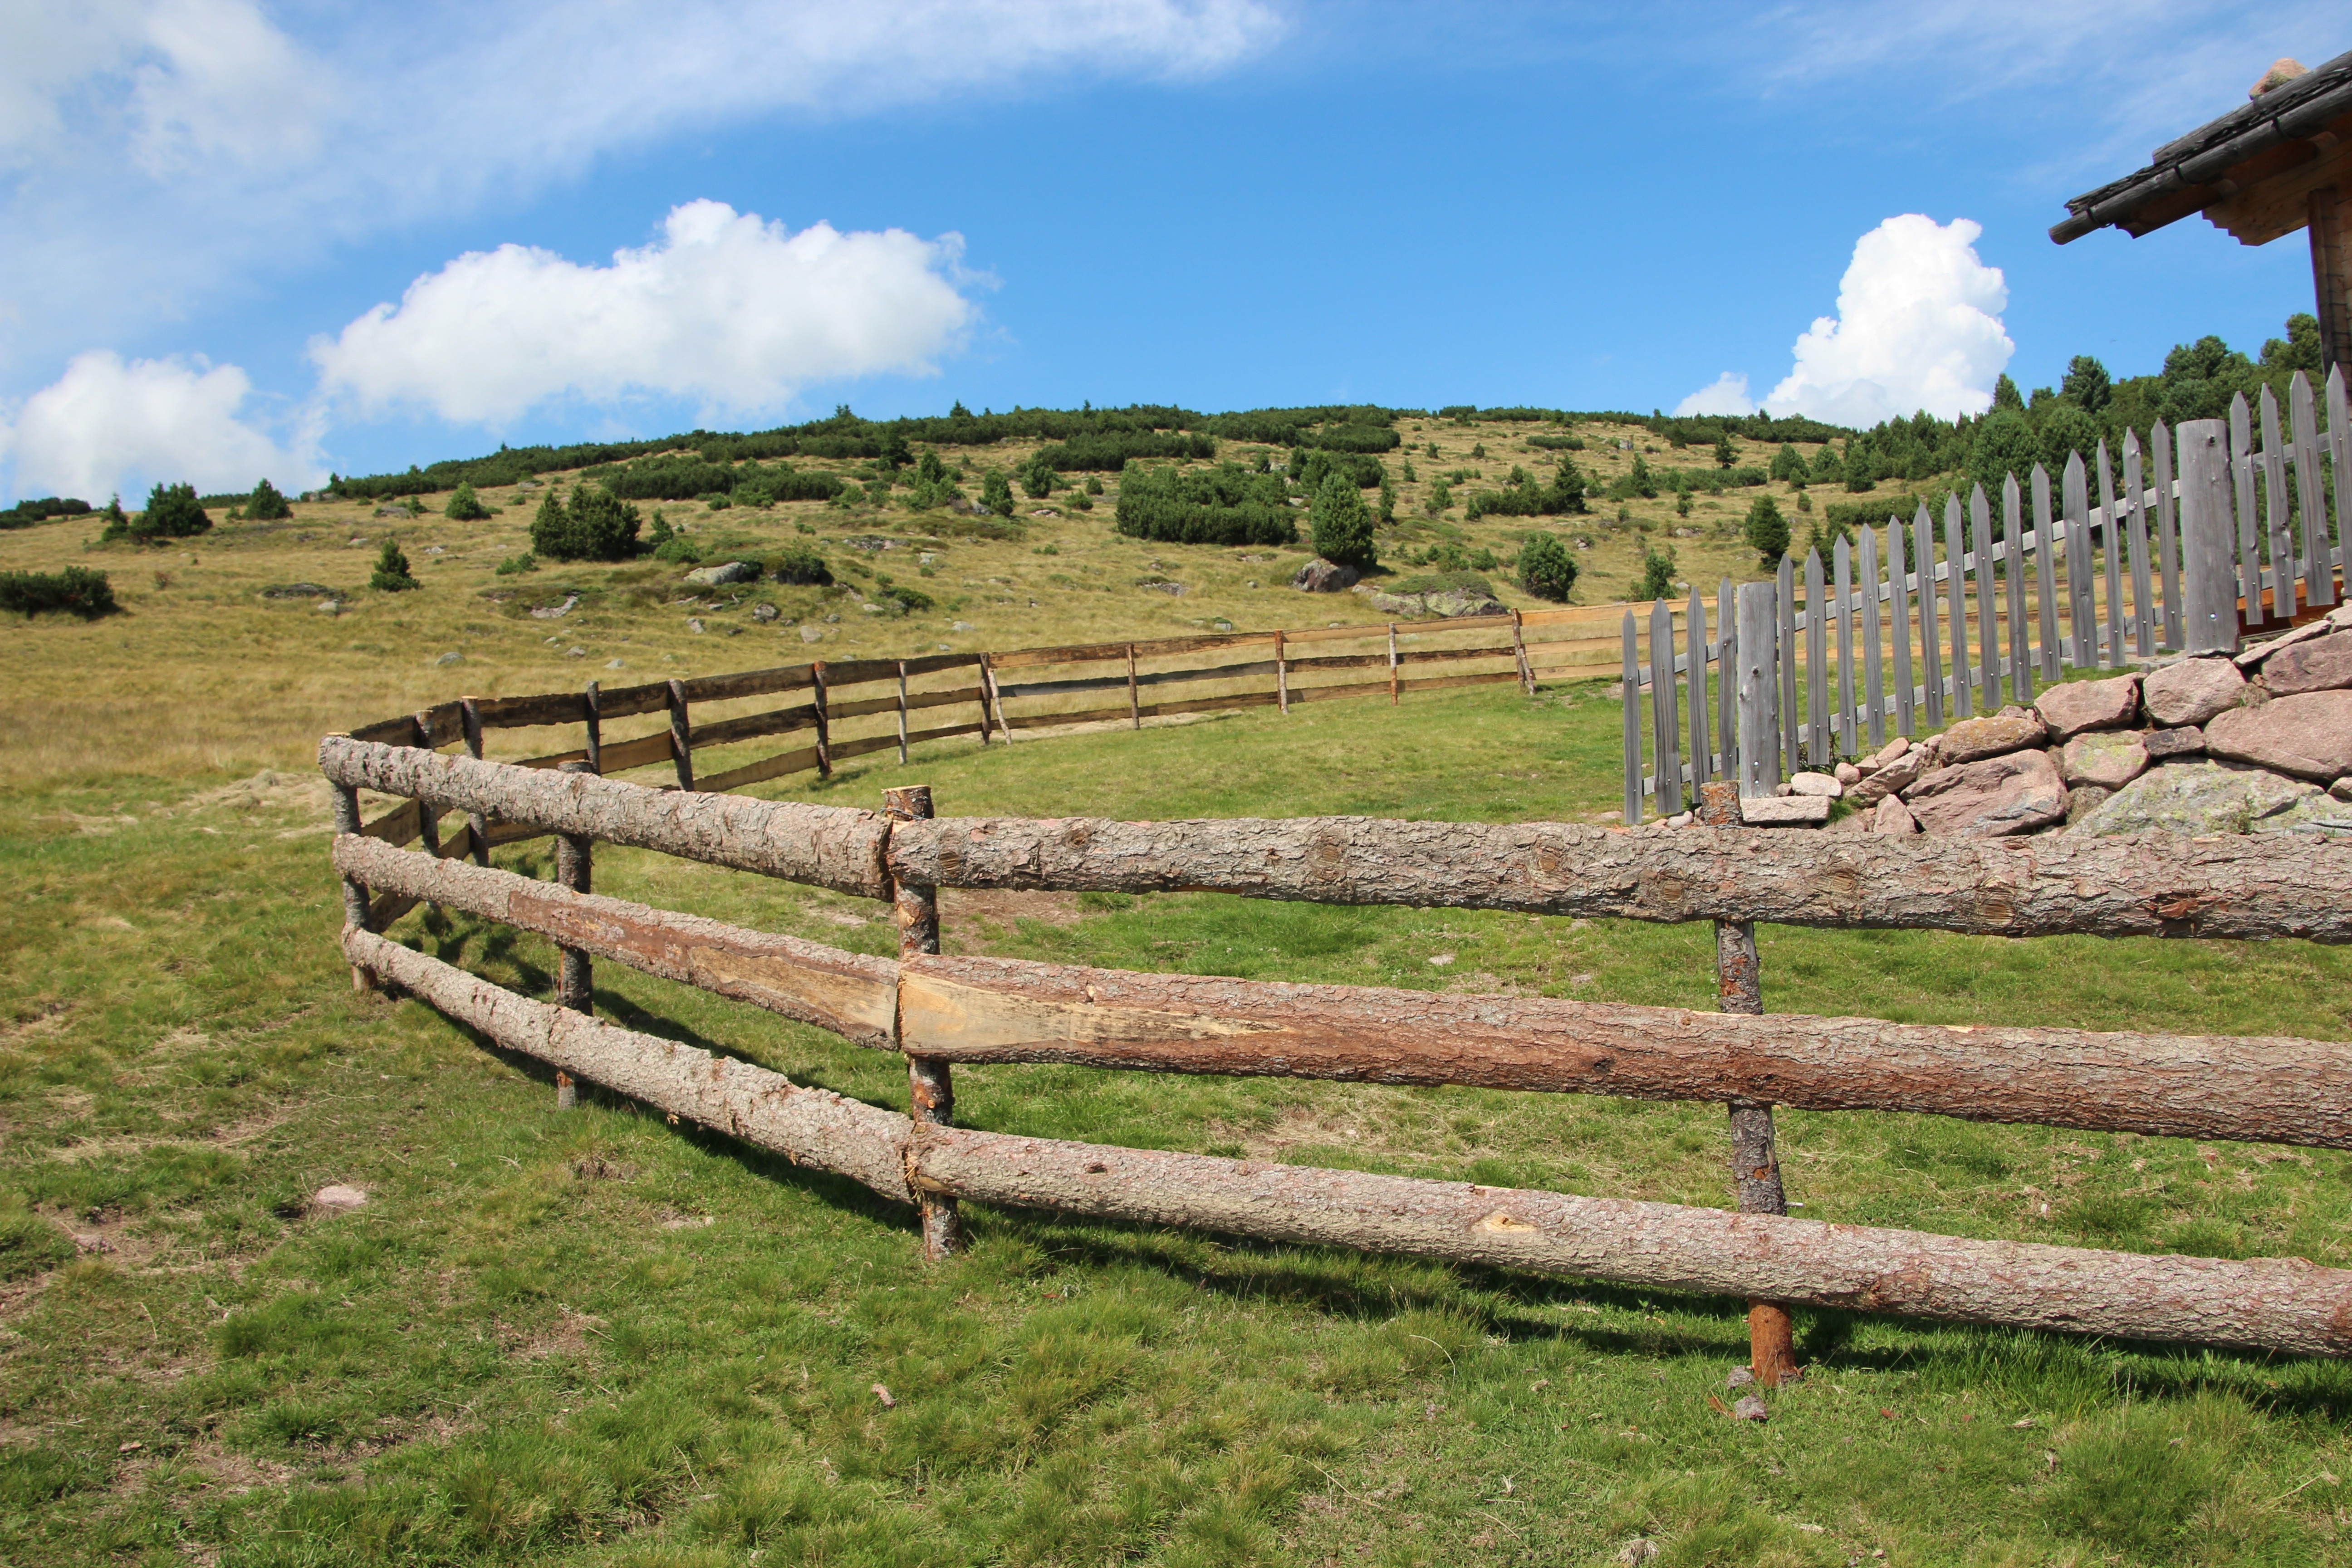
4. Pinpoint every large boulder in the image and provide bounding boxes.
[2258,630,2352,696]
[2071,760,2315,836]
[1936,705,2048,764]
[2142,657,2246,726]
[1904,749,2068,837]
[685,560,760,587]
[1739,794,1829,826]
[2058,730,2149,790]
[2034,675,2141,741]
[2249,789,2352,838]
[2203,690,2352,780]
[1293,560,1358,593]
